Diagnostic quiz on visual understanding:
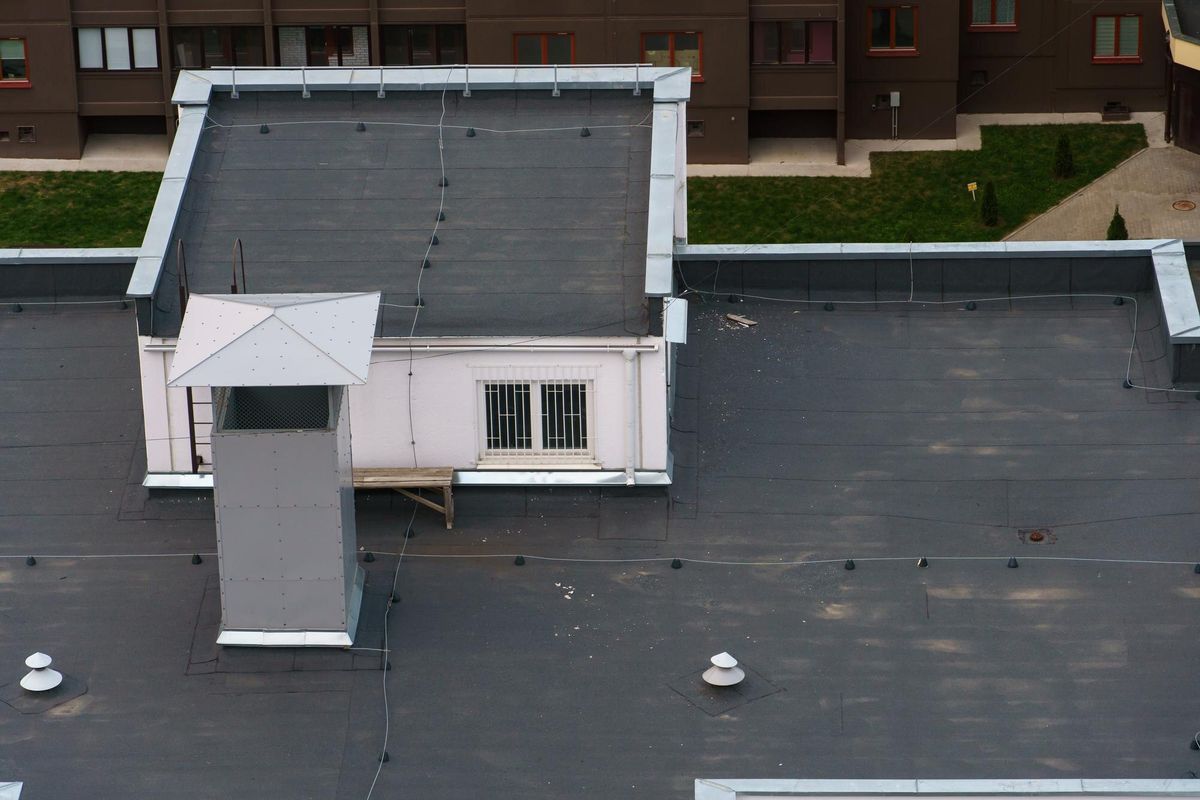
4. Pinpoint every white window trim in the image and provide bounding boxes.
[476,378,596,466]
[77,27,158,71]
